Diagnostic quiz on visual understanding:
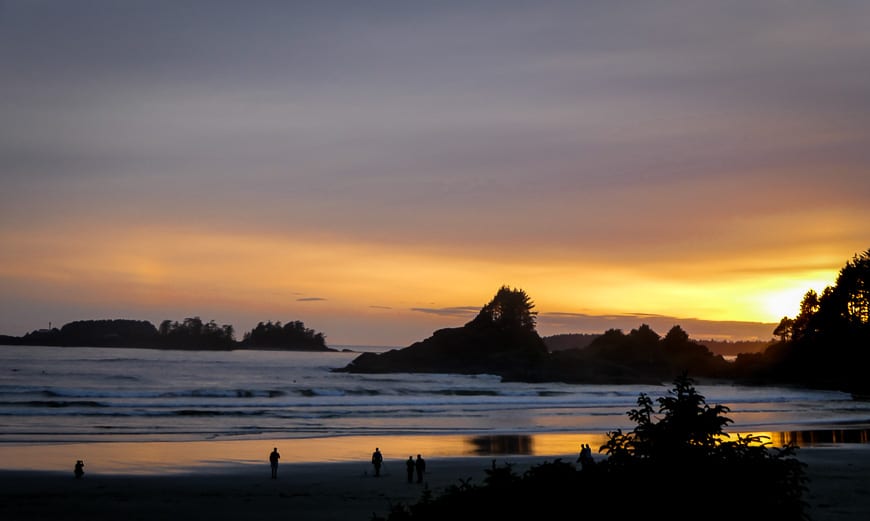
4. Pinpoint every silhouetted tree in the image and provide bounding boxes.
[629,323,660,345]
[791,289,821,342]
[774,316,793,341]
[470,285,537,332]
[158,319,173,337]
[661,324,690,345]
[839,250,870,324]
